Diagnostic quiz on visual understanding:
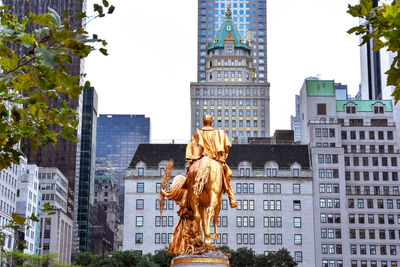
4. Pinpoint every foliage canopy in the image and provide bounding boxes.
[348,0,400,103]
[0,1,114,169]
